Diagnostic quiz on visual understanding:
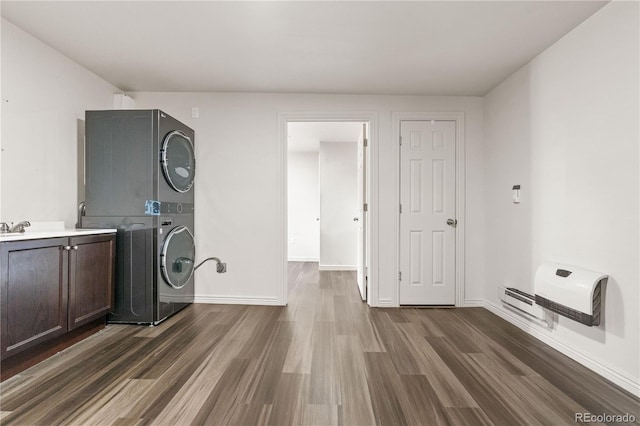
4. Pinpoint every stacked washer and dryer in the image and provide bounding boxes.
[82,110,196,325]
